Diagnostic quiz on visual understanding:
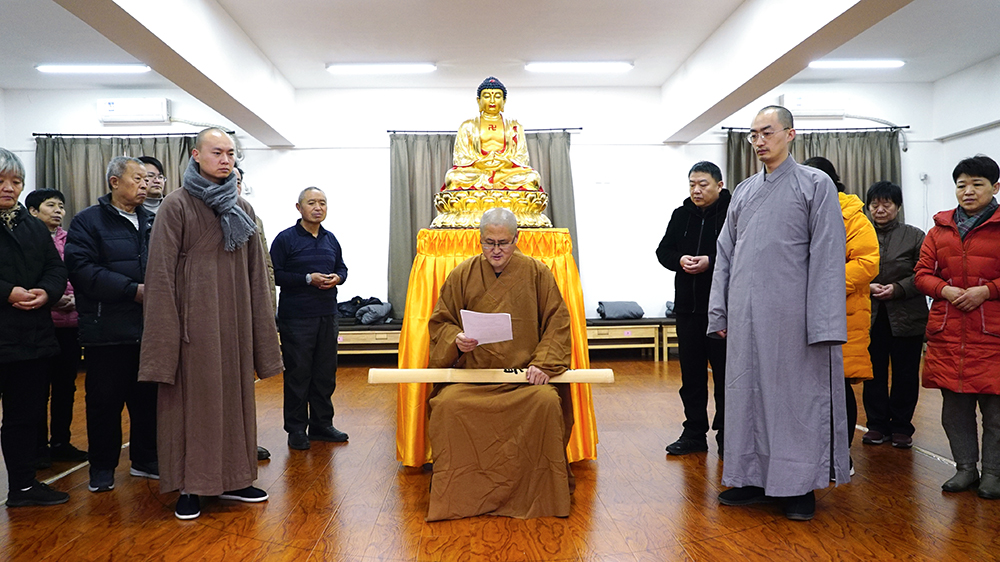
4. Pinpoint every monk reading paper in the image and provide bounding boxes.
[426,207,574,520]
